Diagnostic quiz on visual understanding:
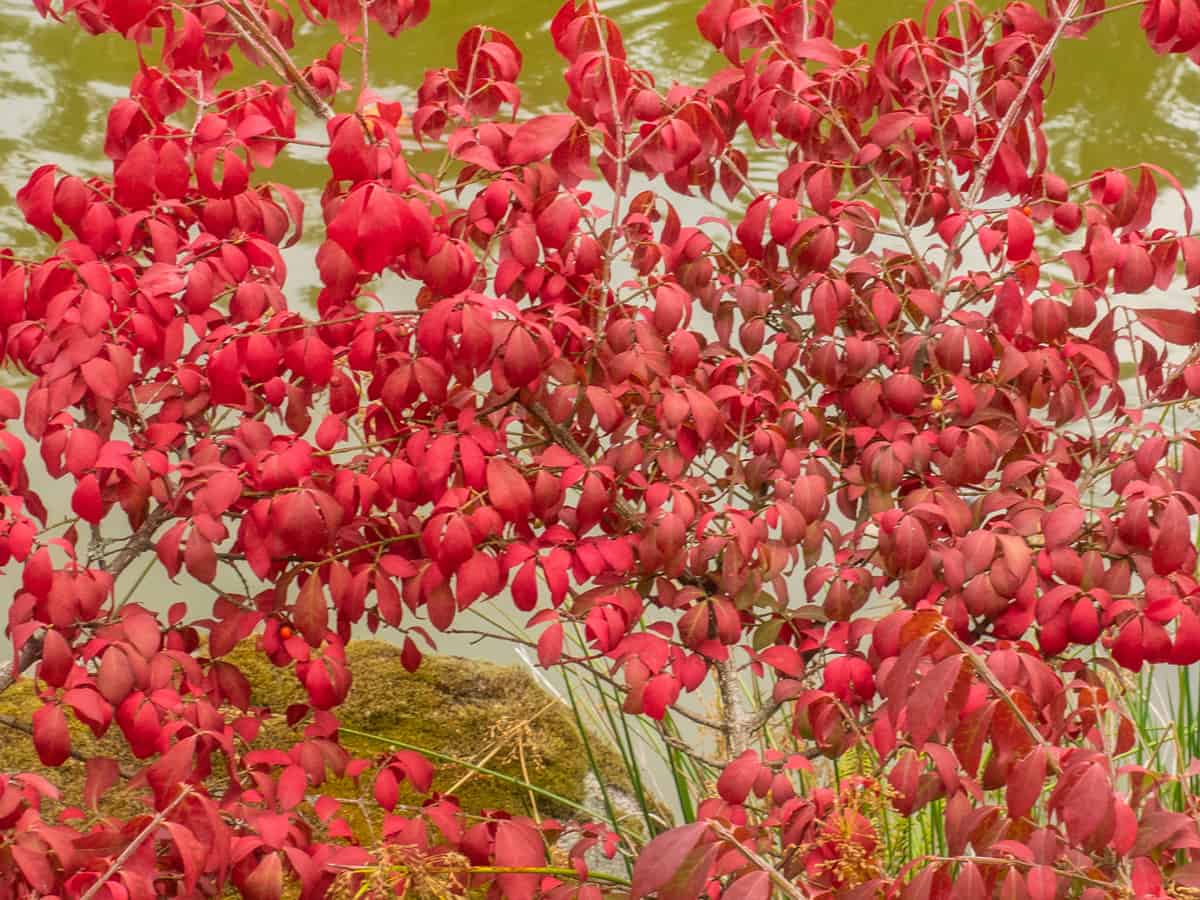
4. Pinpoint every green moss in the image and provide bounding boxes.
[0,640,637,829]
[0,683,146,822]
[227,639,635,822]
